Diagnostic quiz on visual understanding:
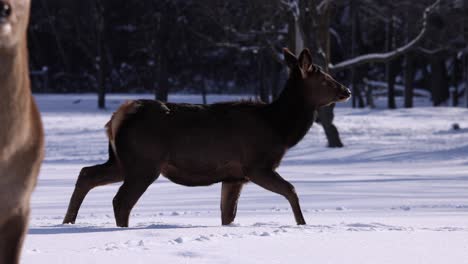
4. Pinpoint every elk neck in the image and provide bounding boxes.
[0,41,33,155]
[265,76,318,149]
[0,40,31,104]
